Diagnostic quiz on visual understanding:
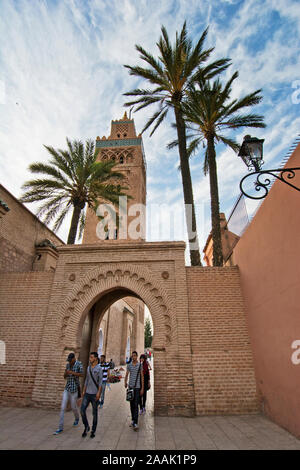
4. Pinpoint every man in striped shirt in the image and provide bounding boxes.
[53,352,83,435]
[99,354,110,408]
[124,351,144,430]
